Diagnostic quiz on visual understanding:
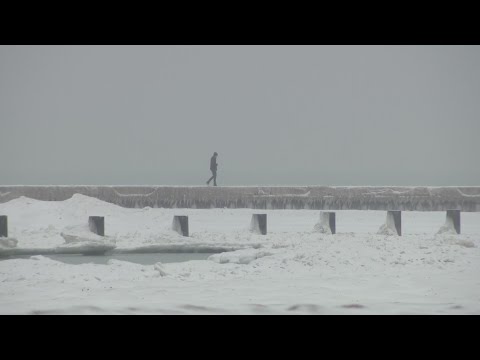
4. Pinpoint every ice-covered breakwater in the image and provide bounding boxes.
[0,186,479,211]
